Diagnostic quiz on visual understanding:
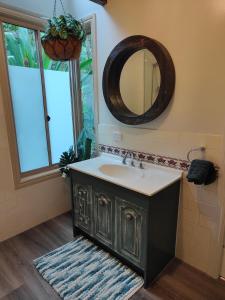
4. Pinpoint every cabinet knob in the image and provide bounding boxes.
[126,213,133,221]
[99,196,108,206]
[78,190,87,197]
